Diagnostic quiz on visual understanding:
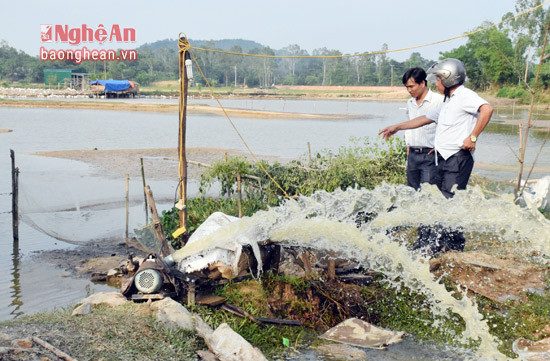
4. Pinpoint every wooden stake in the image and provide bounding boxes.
[144,186,171,258]
[125,174,129,252]
[10,149,19,243]
[236,173,243,218]
[178,37,190,247]
[327,251,336,281]
[32,336,76,361]
[140,158,148,224]
[328,259,336,281]
[307,142,312,164]
[516,20,550,194]
[187,282,196,306]
[299,250,312,279]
